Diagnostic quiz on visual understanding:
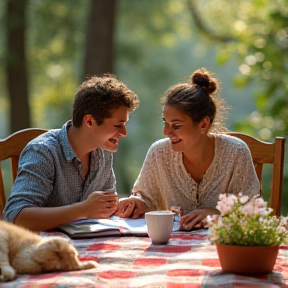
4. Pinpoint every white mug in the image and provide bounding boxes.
[145,211,174,244]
